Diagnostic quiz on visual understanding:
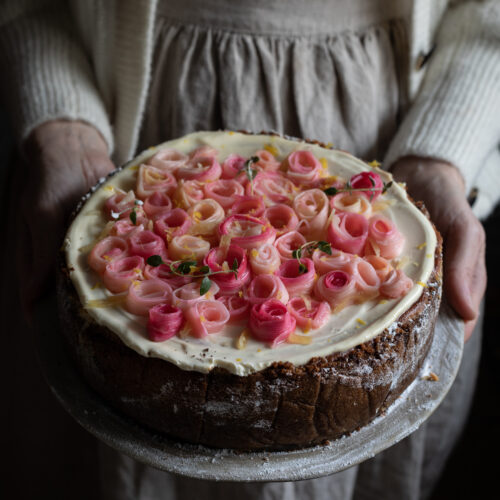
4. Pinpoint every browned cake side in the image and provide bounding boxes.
[56,211,442,451]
